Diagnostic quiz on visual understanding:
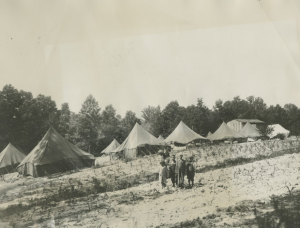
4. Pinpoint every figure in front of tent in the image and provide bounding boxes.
[157,161,168,189]
[168,155,177,187]
[186,156,195,187]
[176,154,186,188]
